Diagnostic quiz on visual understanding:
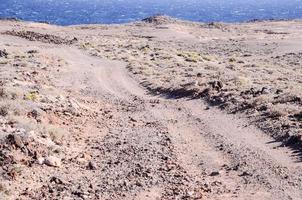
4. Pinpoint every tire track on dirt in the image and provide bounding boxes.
[44,46,302,199]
